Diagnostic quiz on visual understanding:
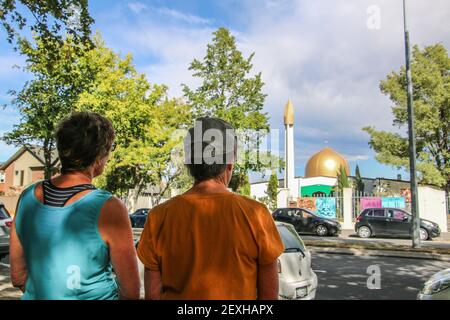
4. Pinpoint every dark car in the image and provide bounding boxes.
[0,204,12,260]
[272,208,342,237]
[355,208,441,241]
[129,208,150,228]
